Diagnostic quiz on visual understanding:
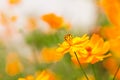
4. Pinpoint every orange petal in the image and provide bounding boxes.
[42,13,63,29]
[100,0,120,27]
